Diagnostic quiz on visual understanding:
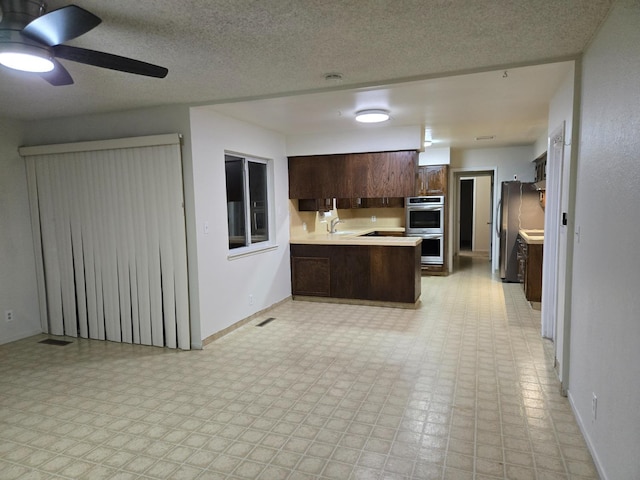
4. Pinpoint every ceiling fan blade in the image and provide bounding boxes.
[39,59,73,86]
[53,44,168,78]
[22,5,101,46]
